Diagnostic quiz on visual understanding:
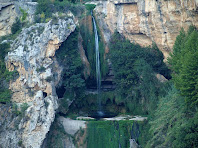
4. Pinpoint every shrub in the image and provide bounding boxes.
[36,66,46,72]
[0,89,11,103]
[20,103,29,117]
[11,18,22,35]
[19,7,28,22]
[85,4,96,12]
